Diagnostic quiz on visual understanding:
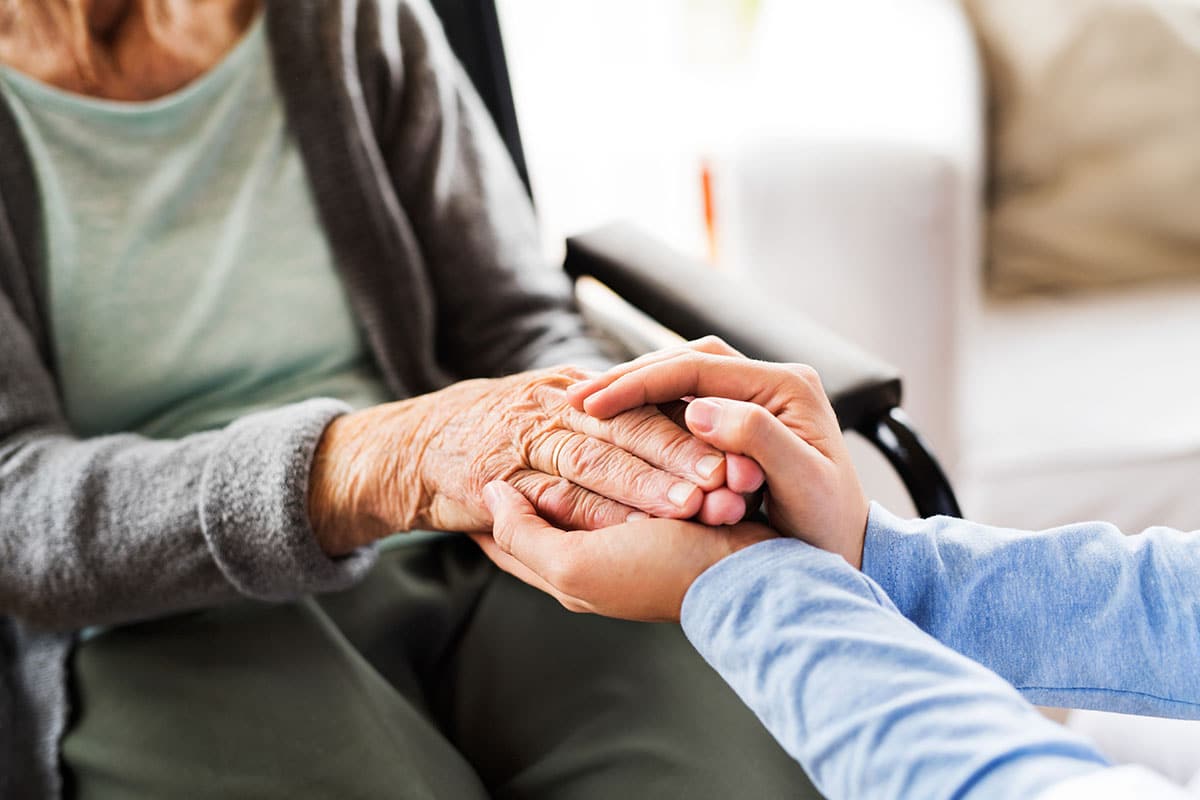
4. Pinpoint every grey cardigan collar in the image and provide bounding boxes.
[0,0,454,397]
